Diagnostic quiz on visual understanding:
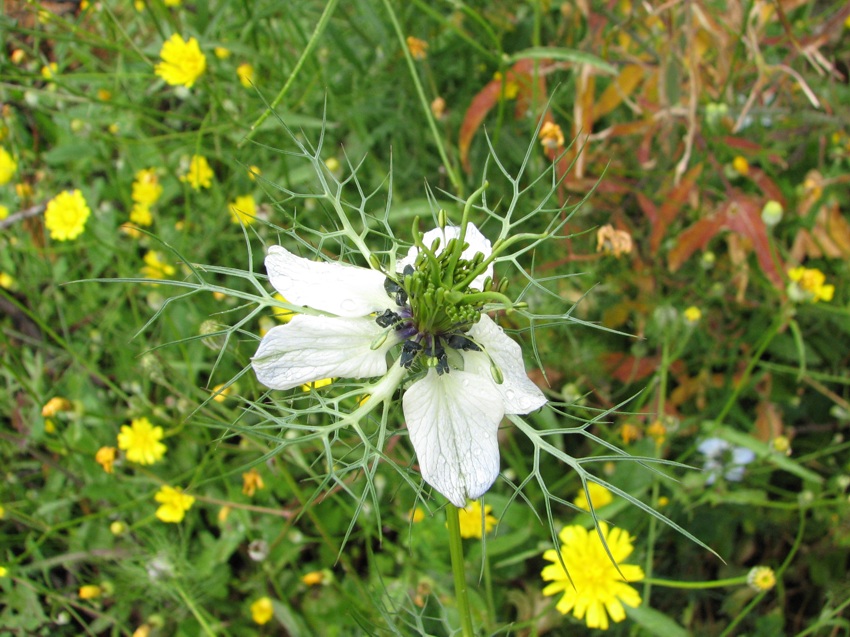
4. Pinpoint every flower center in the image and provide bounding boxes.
[376,236,490,374]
